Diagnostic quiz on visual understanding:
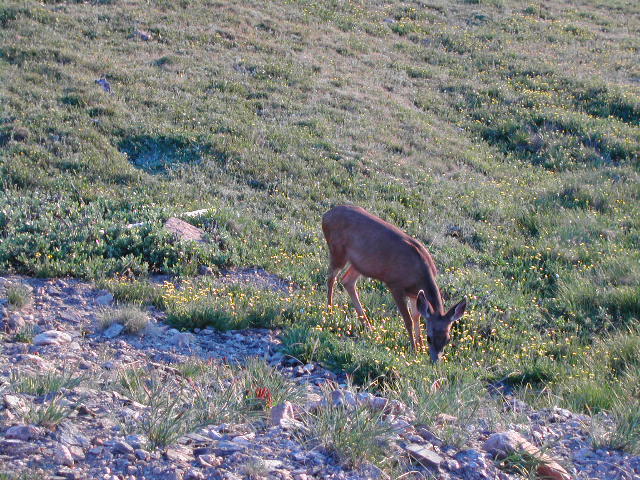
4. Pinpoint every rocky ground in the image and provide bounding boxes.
[0,275,638,480]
